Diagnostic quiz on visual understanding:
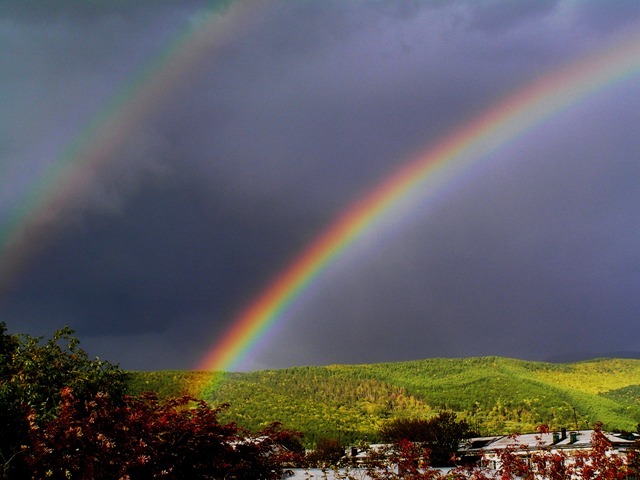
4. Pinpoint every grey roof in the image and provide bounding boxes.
[460,430,639,454]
